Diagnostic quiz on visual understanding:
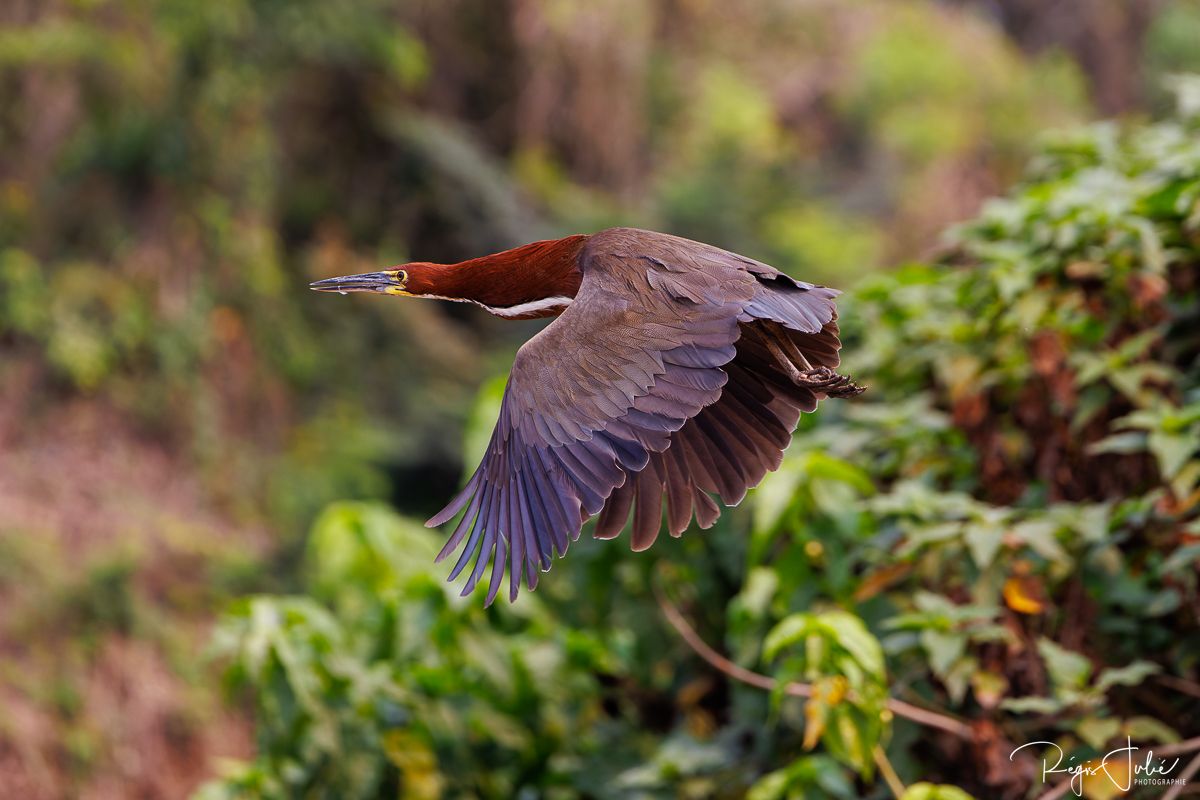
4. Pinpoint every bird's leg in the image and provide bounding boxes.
[764,336,823,383]
[764,327,865,398]
[768,324,814,371]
